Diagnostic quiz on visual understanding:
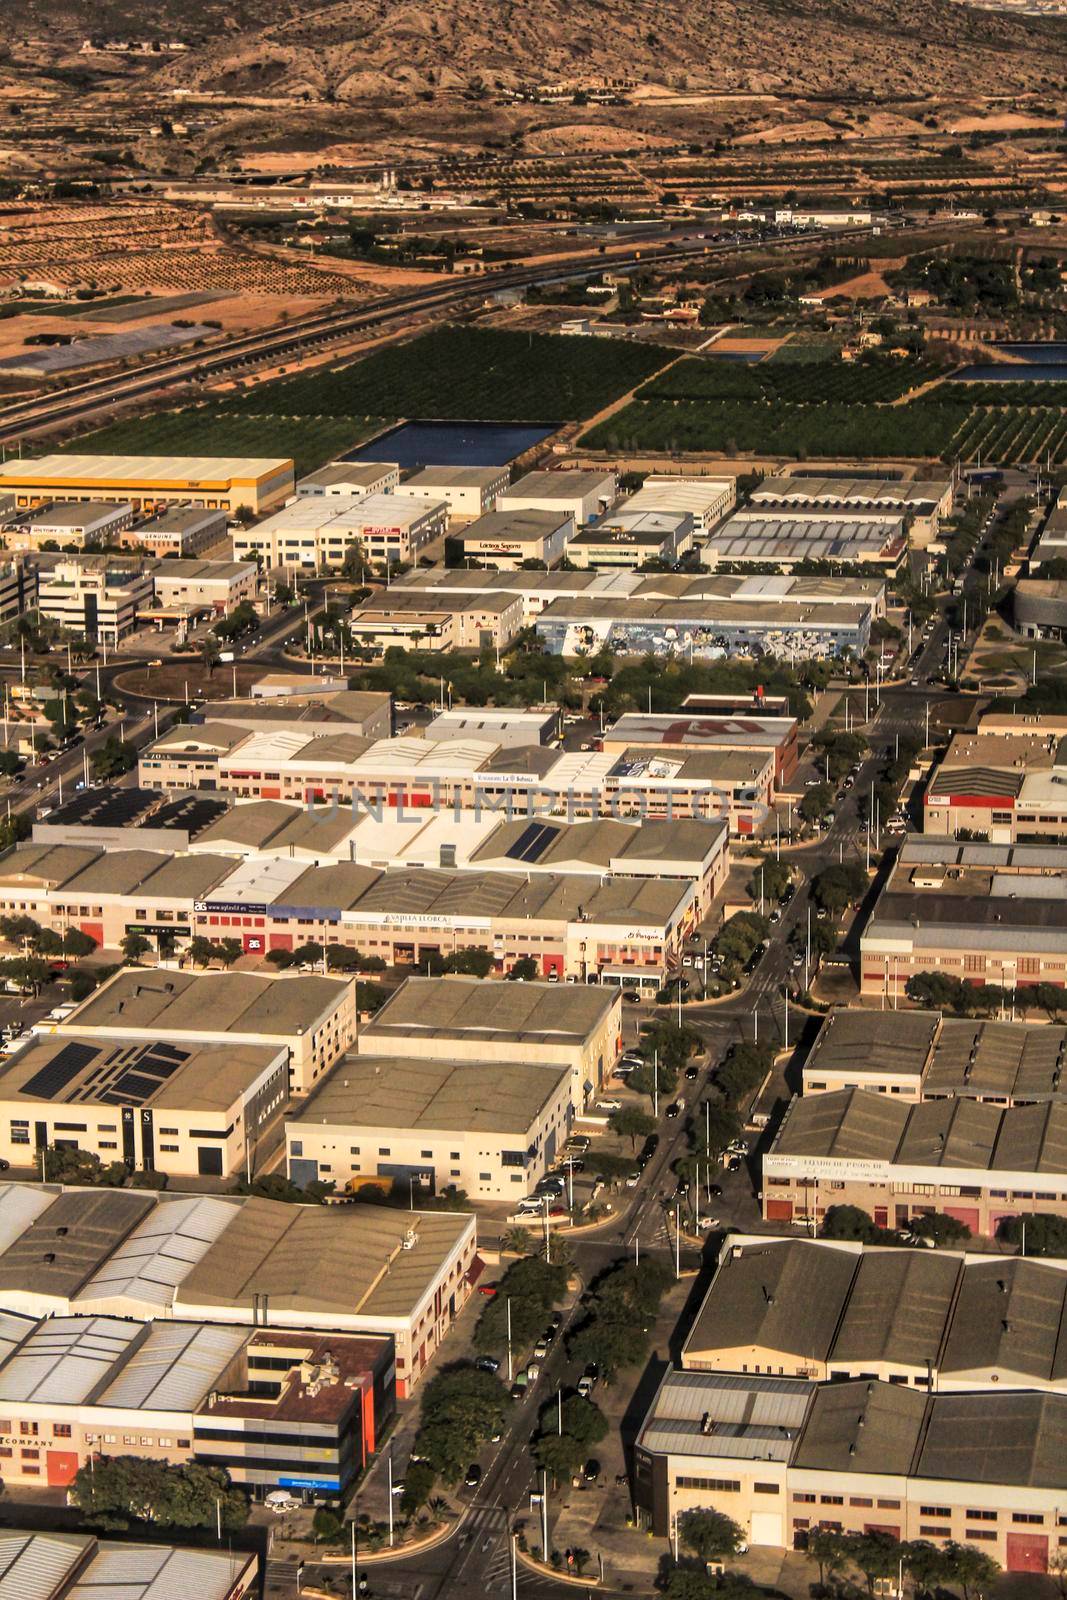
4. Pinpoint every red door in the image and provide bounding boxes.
[766,1199,794,1222]
[80,922,104,946]
[269,934,293,952]
[542,954,564,978]
[1006,1534,1048,1573]
[46,1451,79,1487]
[943,1206,980,1232]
